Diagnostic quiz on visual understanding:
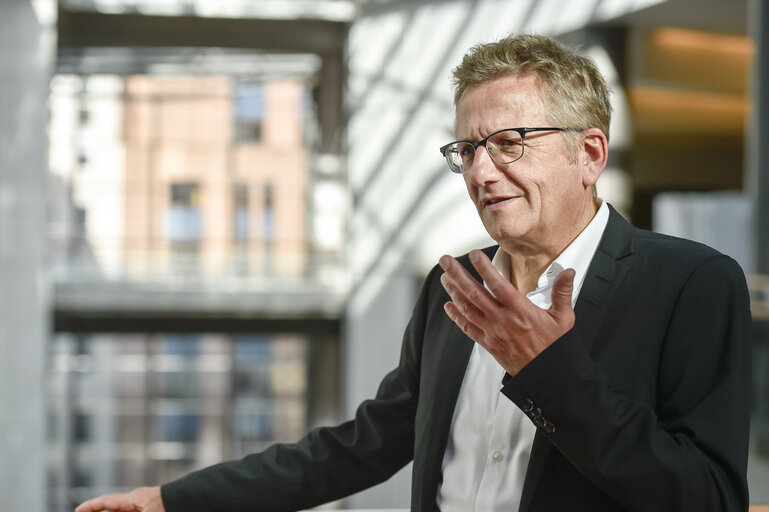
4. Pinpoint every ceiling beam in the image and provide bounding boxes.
[57,8,348,53]
[53,310,341,335]
[57,8,347,153]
